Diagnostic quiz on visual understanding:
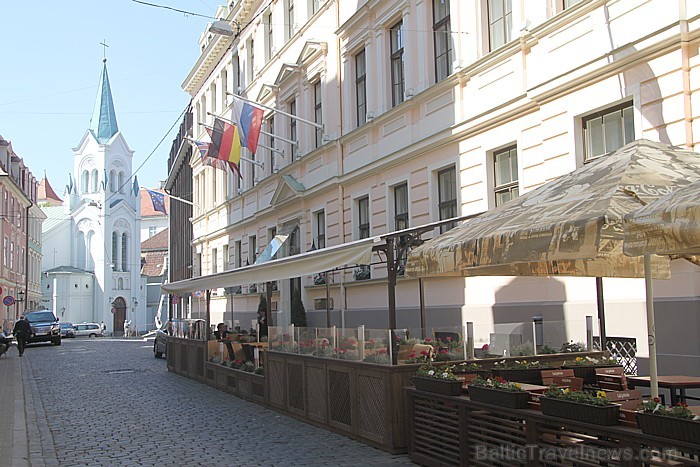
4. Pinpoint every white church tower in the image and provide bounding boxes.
[42,59,145,335]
